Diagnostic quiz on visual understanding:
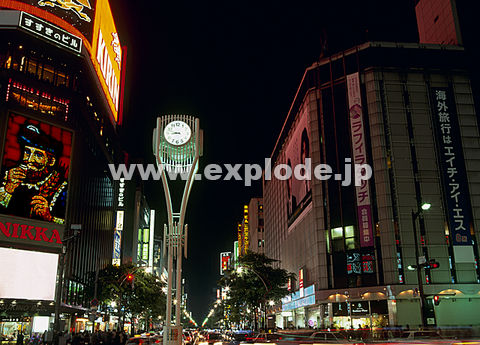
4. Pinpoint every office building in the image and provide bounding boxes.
[263,41,480,329]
